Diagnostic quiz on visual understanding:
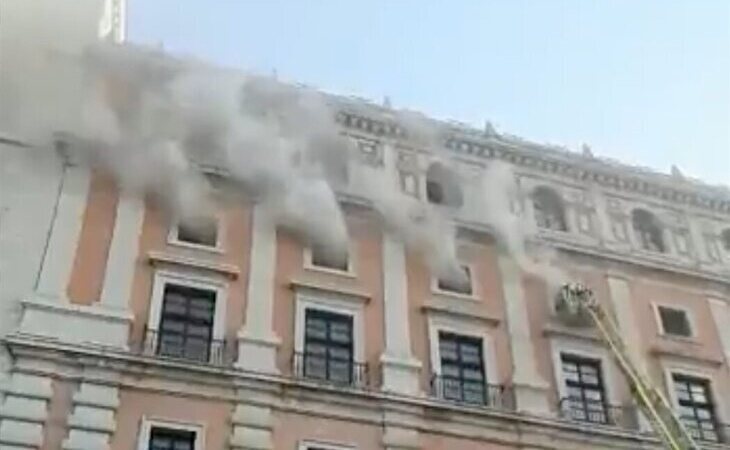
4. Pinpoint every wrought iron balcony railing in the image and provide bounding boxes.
[430,375,515,411]
[140,329,235,367]
[292,352,368,389]
[680,416,730,444]
[559,397,640,430]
